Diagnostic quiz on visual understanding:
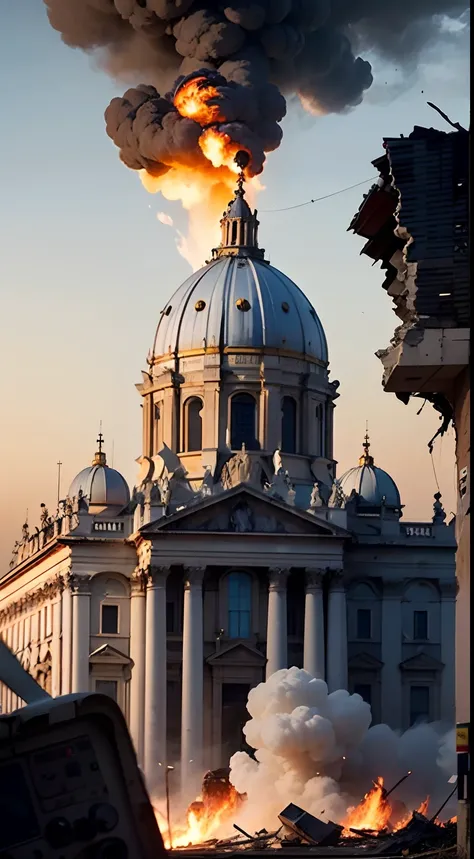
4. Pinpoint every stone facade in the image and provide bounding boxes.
[0,178,457,798]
